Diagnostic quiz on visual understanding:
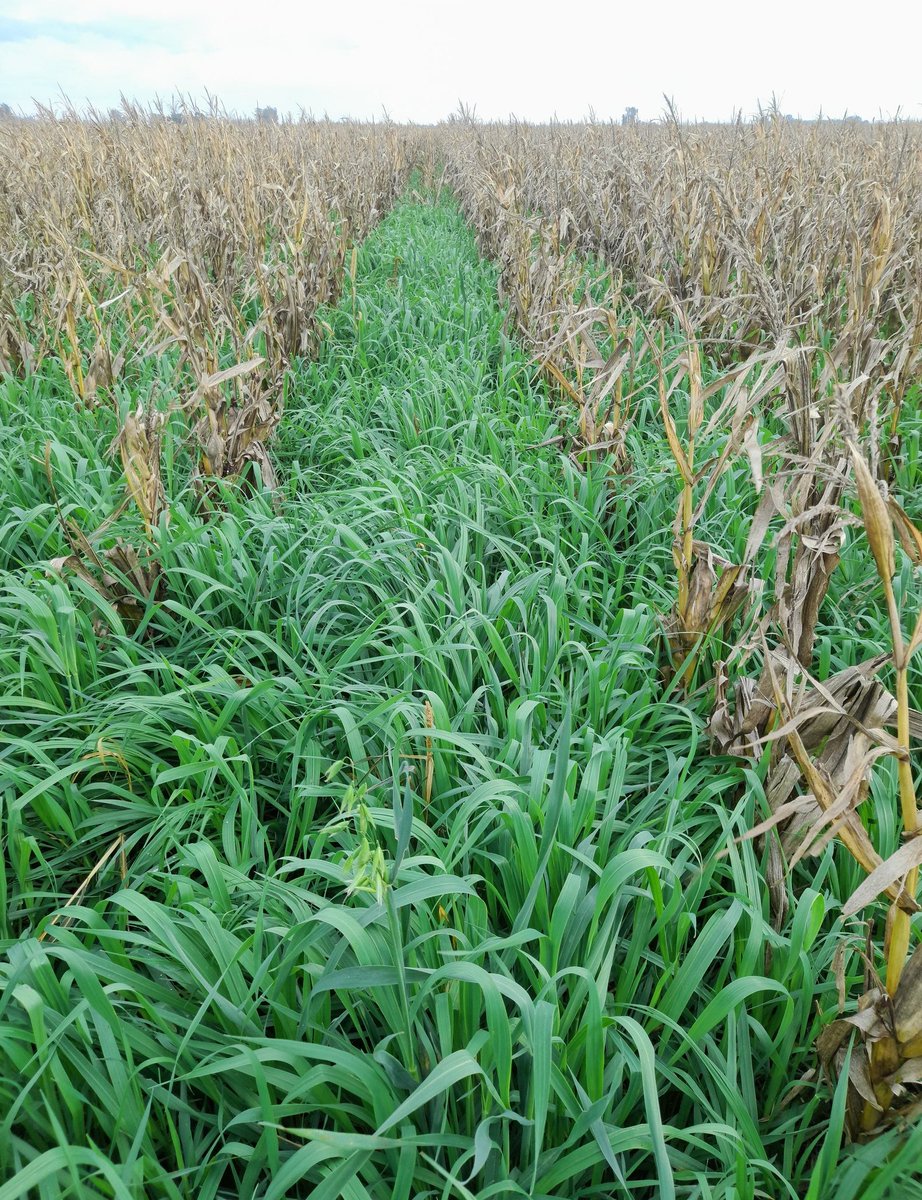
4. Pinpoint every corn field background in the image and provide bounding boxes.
[2,108,922,1198]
